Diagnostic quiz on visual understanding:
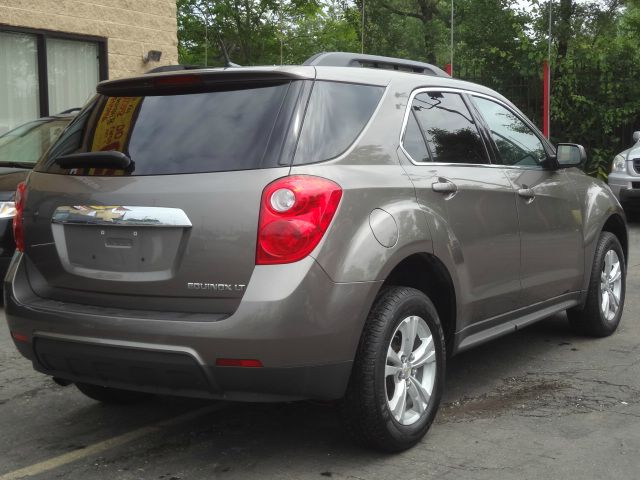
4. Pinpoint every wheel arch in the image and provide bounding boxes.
[379,253,457,354]
[579,212,629,306]
[601,213,628,262]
